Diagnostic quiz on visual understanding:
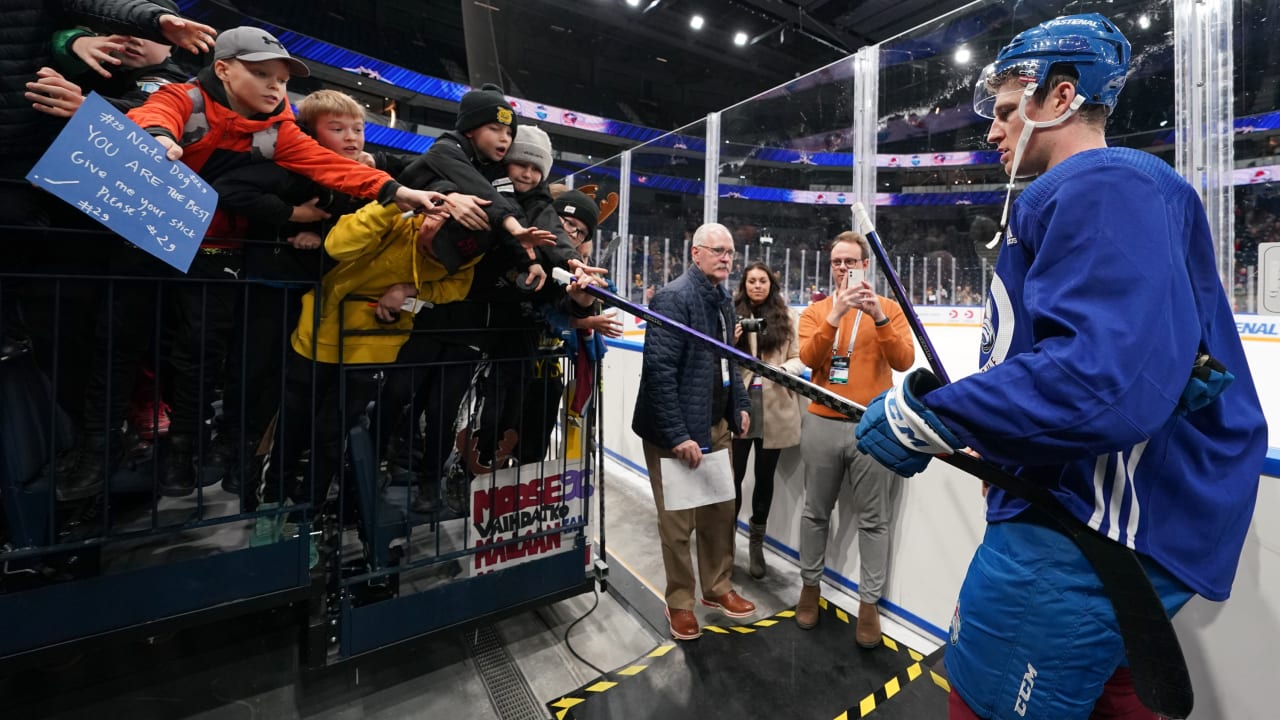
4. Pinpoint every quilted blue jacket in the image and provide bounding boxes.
[632,266,750,449]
